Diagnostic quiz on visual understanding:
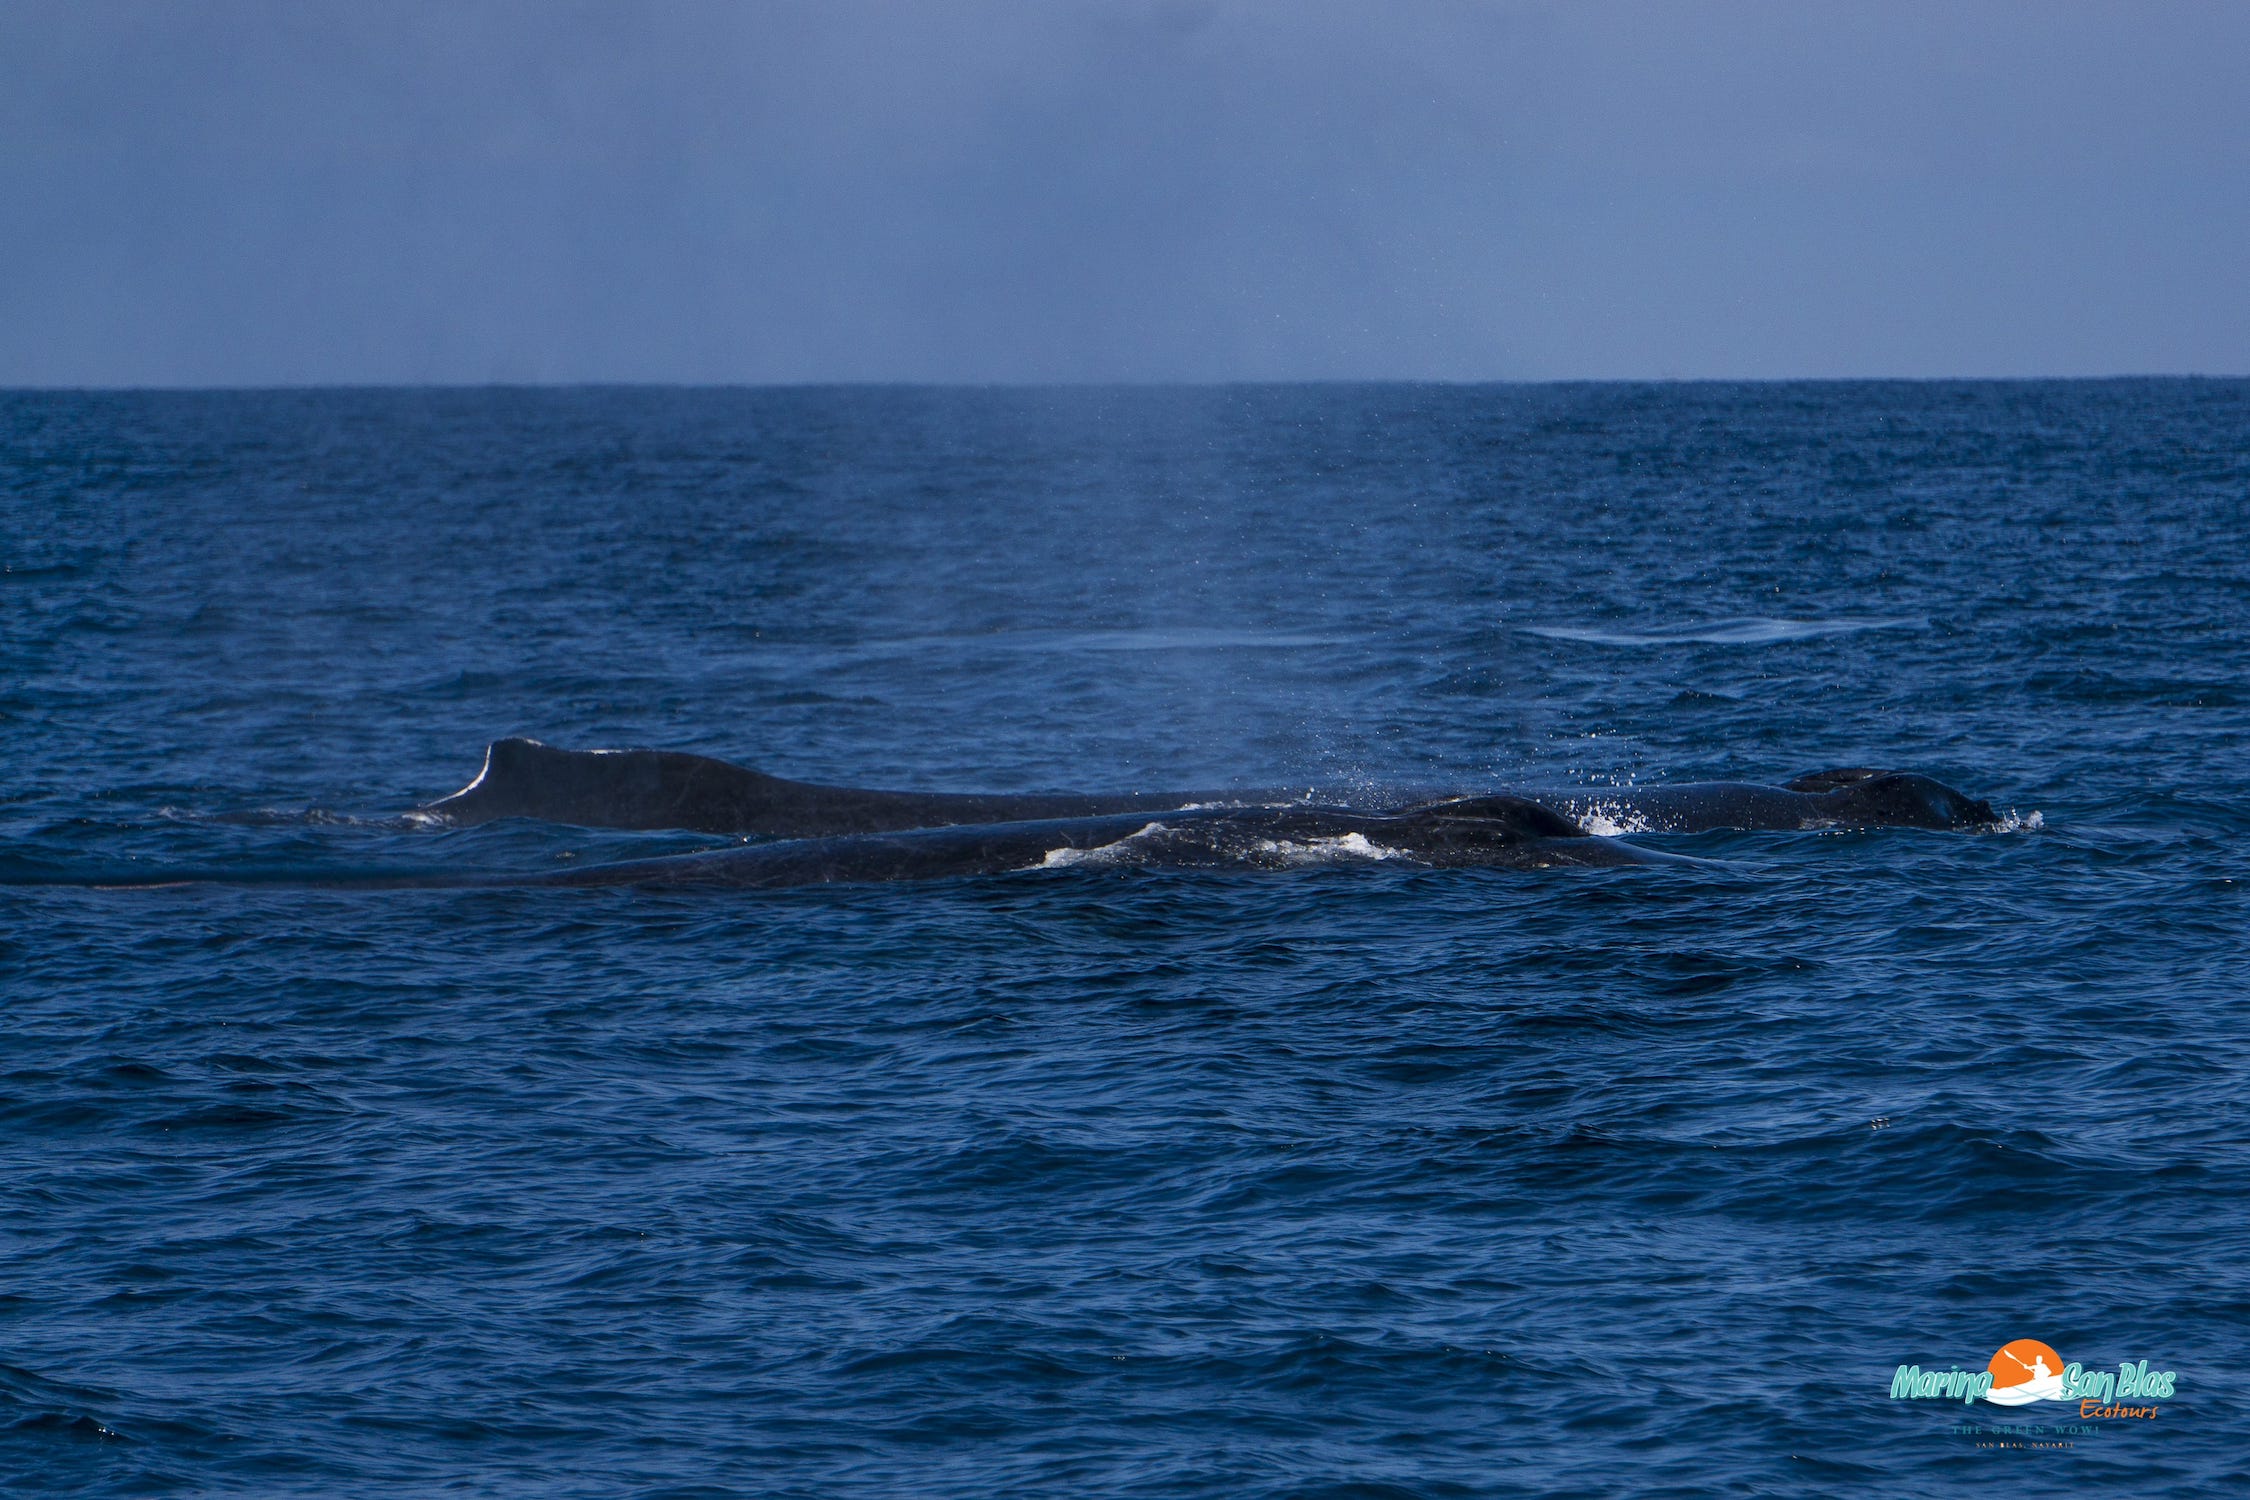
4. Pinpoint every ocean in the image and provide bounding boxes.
[4,381,2246,1495]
